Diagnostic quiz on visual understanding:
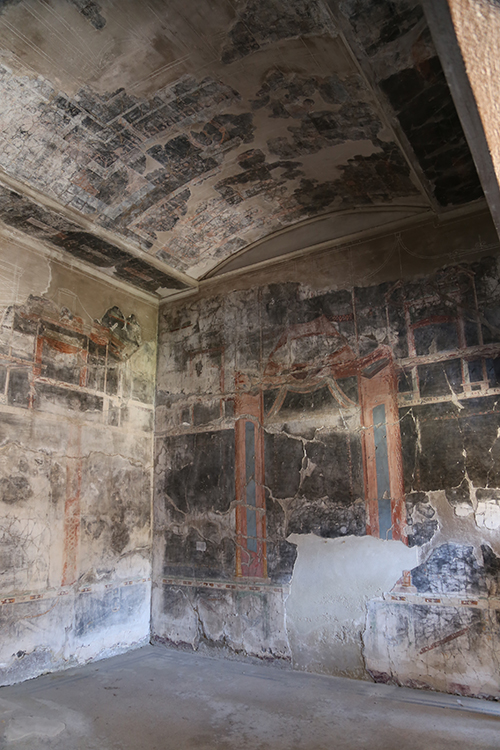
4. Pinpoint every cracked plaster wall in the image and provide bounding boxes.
[153,209,500,696]
[4,204,500,696]
[0,238,157,685]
